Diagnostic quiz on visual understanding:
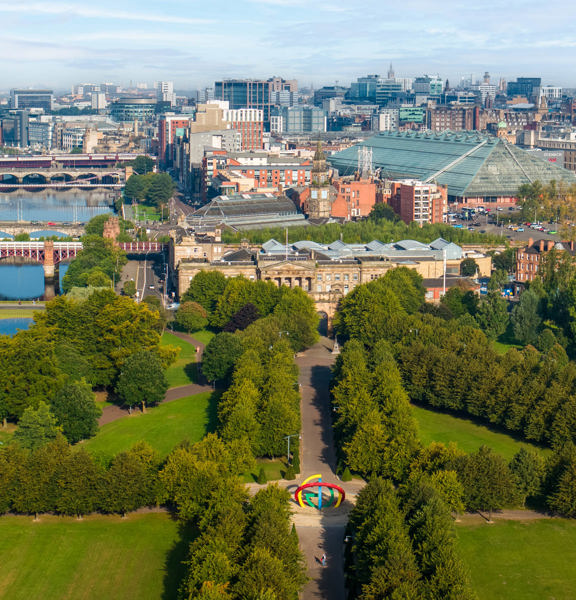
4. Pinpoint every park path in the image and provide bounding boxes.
[295,337,353,600]
[98,331,210,426]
